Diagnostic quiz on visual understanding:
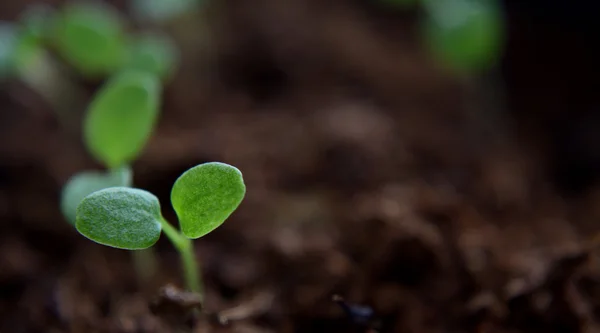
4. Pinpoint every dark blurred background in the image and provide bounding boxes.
[1,0,600,332]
